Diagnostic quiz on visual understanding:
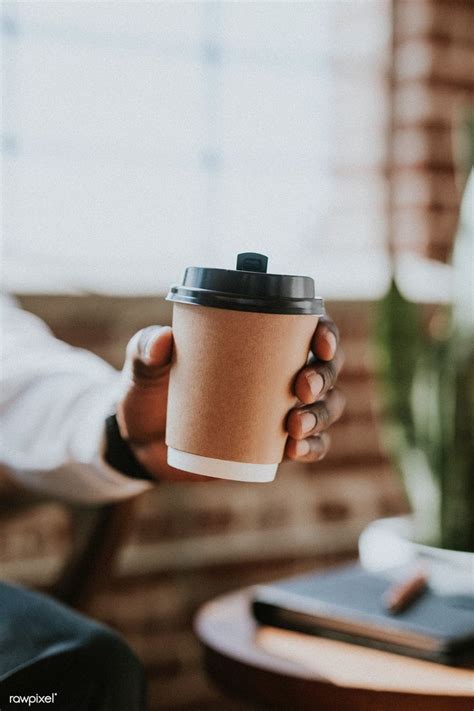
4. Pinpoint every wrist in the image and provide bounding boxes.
[104,414,154,482]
